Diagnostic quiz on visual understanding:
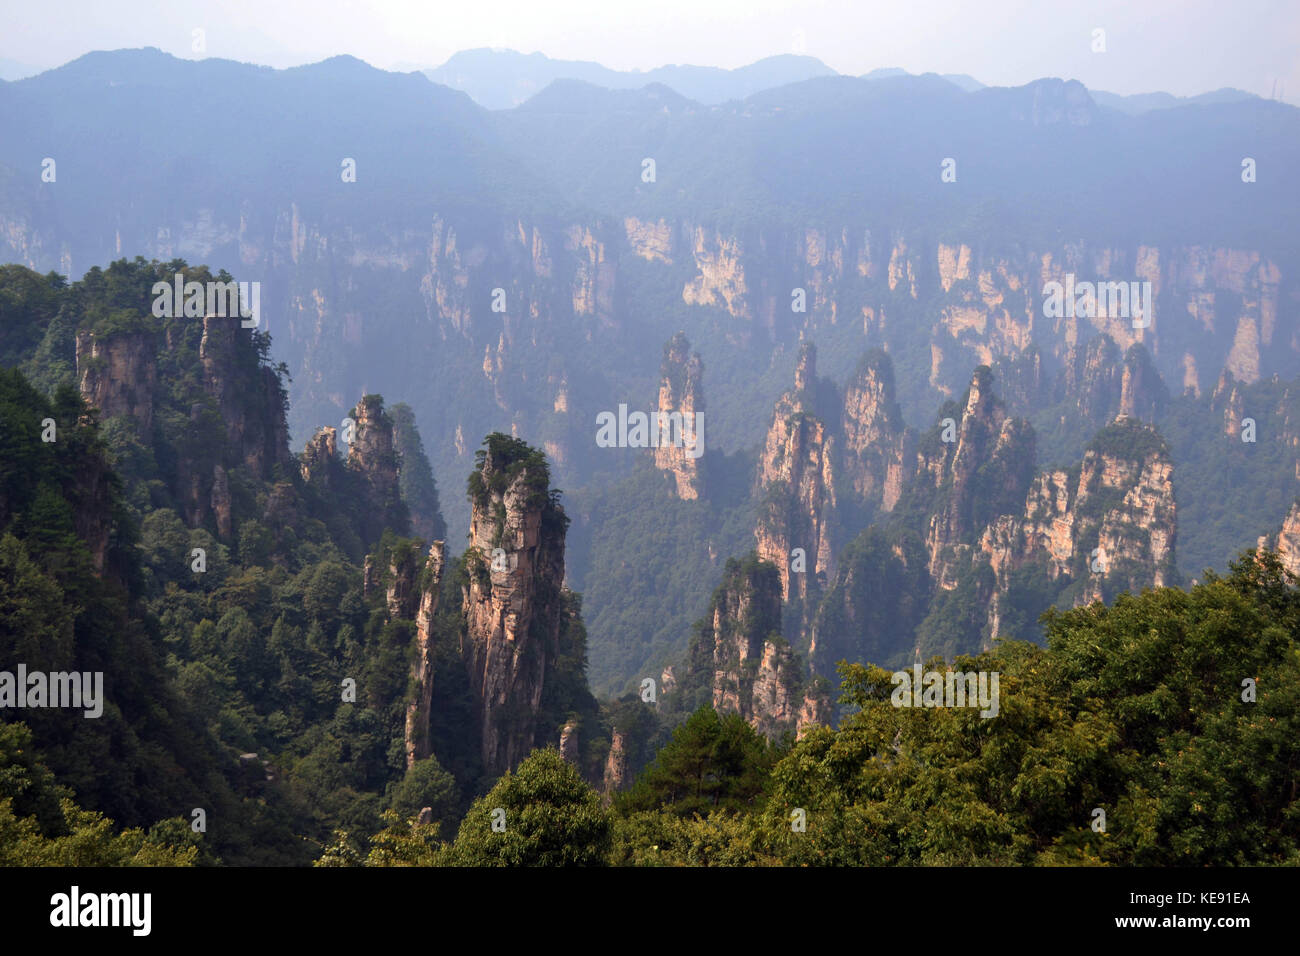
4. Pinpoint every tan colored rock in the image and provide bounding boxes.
[682,227,748,317]
[624,217,673,263]
[559,719,580,766]
[755,344,835,602]
[1225,316,1261,384]
[976,417,1176,640]
[603,727,629,794]
[76,329,156,433]
[404,542,445,768]
[653,332,706,500]
[1258,501,1300,577]
[937,243,973,292]
[461,440,568,775]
